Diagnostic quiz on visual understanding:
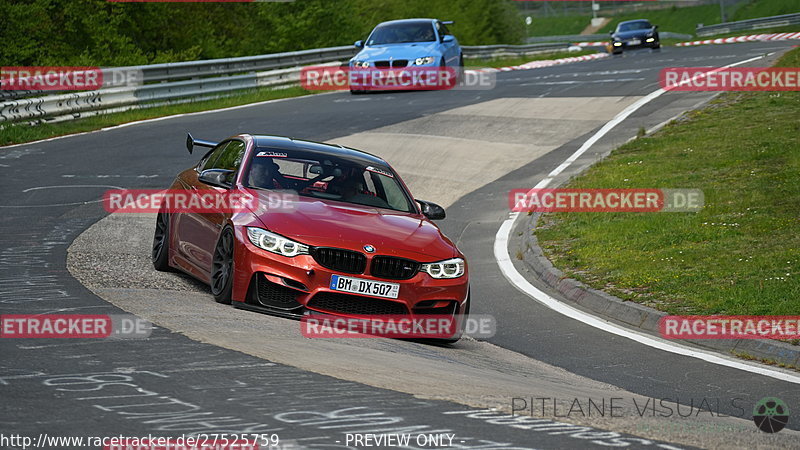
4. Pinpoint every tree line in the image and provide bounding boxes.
[1,0,524,66]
